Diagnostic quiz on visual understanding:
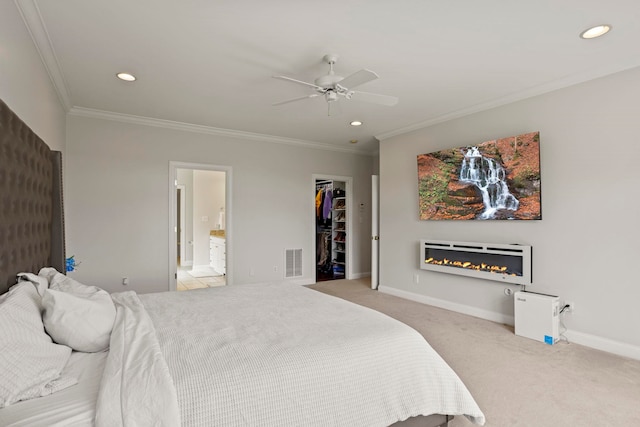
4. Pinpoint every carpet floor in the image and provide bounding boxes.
[307,278,640,427]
